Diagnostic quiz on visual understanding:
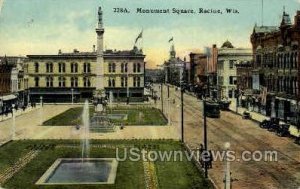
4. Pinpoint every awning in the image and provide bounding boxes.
[0,94,17,101]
